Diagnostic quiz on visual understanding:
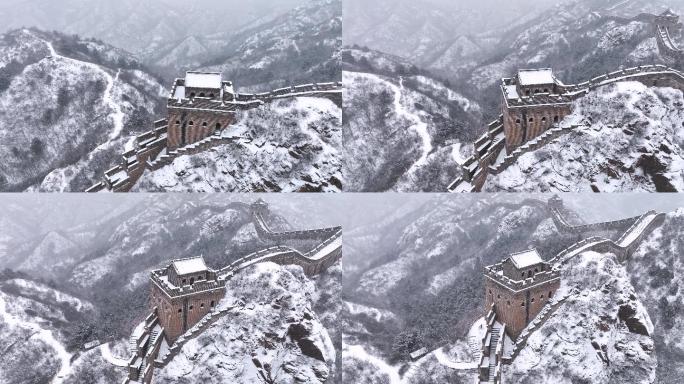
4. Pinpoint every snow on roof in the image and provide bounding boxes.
[185,72,222,89]
[509,249,543,269]
[517,69,555,86]
[173,257,208,275]
[173,85,185,99]
[503,84,519,99]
